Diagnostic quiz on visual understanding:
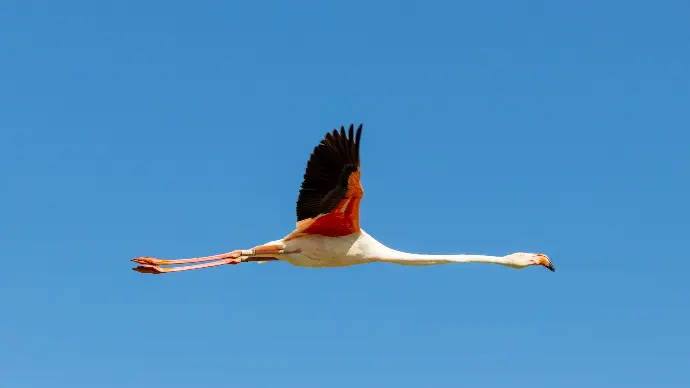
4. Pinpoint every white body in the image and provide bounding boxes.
[267,229,388,268]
